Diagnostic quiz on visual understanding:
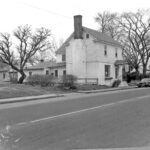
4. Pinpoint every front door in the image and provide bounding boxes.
[115,66,119,79]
